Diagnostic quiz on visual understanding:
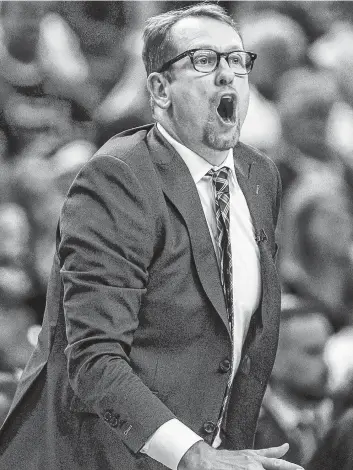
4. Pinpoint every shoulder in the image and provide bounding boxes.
[236,141,282,224]
[62,124,159,208]
[95,124,154,163]
[61,126,159,236]
[236,141,281,201]
[89,124,155,174]
[70,124,157,186]
[237,141,280,179]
